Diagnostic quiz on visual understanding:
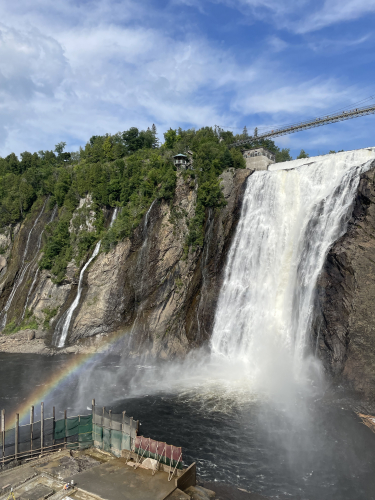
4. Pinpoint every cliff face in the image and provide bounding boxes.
[0,169,251,356]
[313,165,375,398]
